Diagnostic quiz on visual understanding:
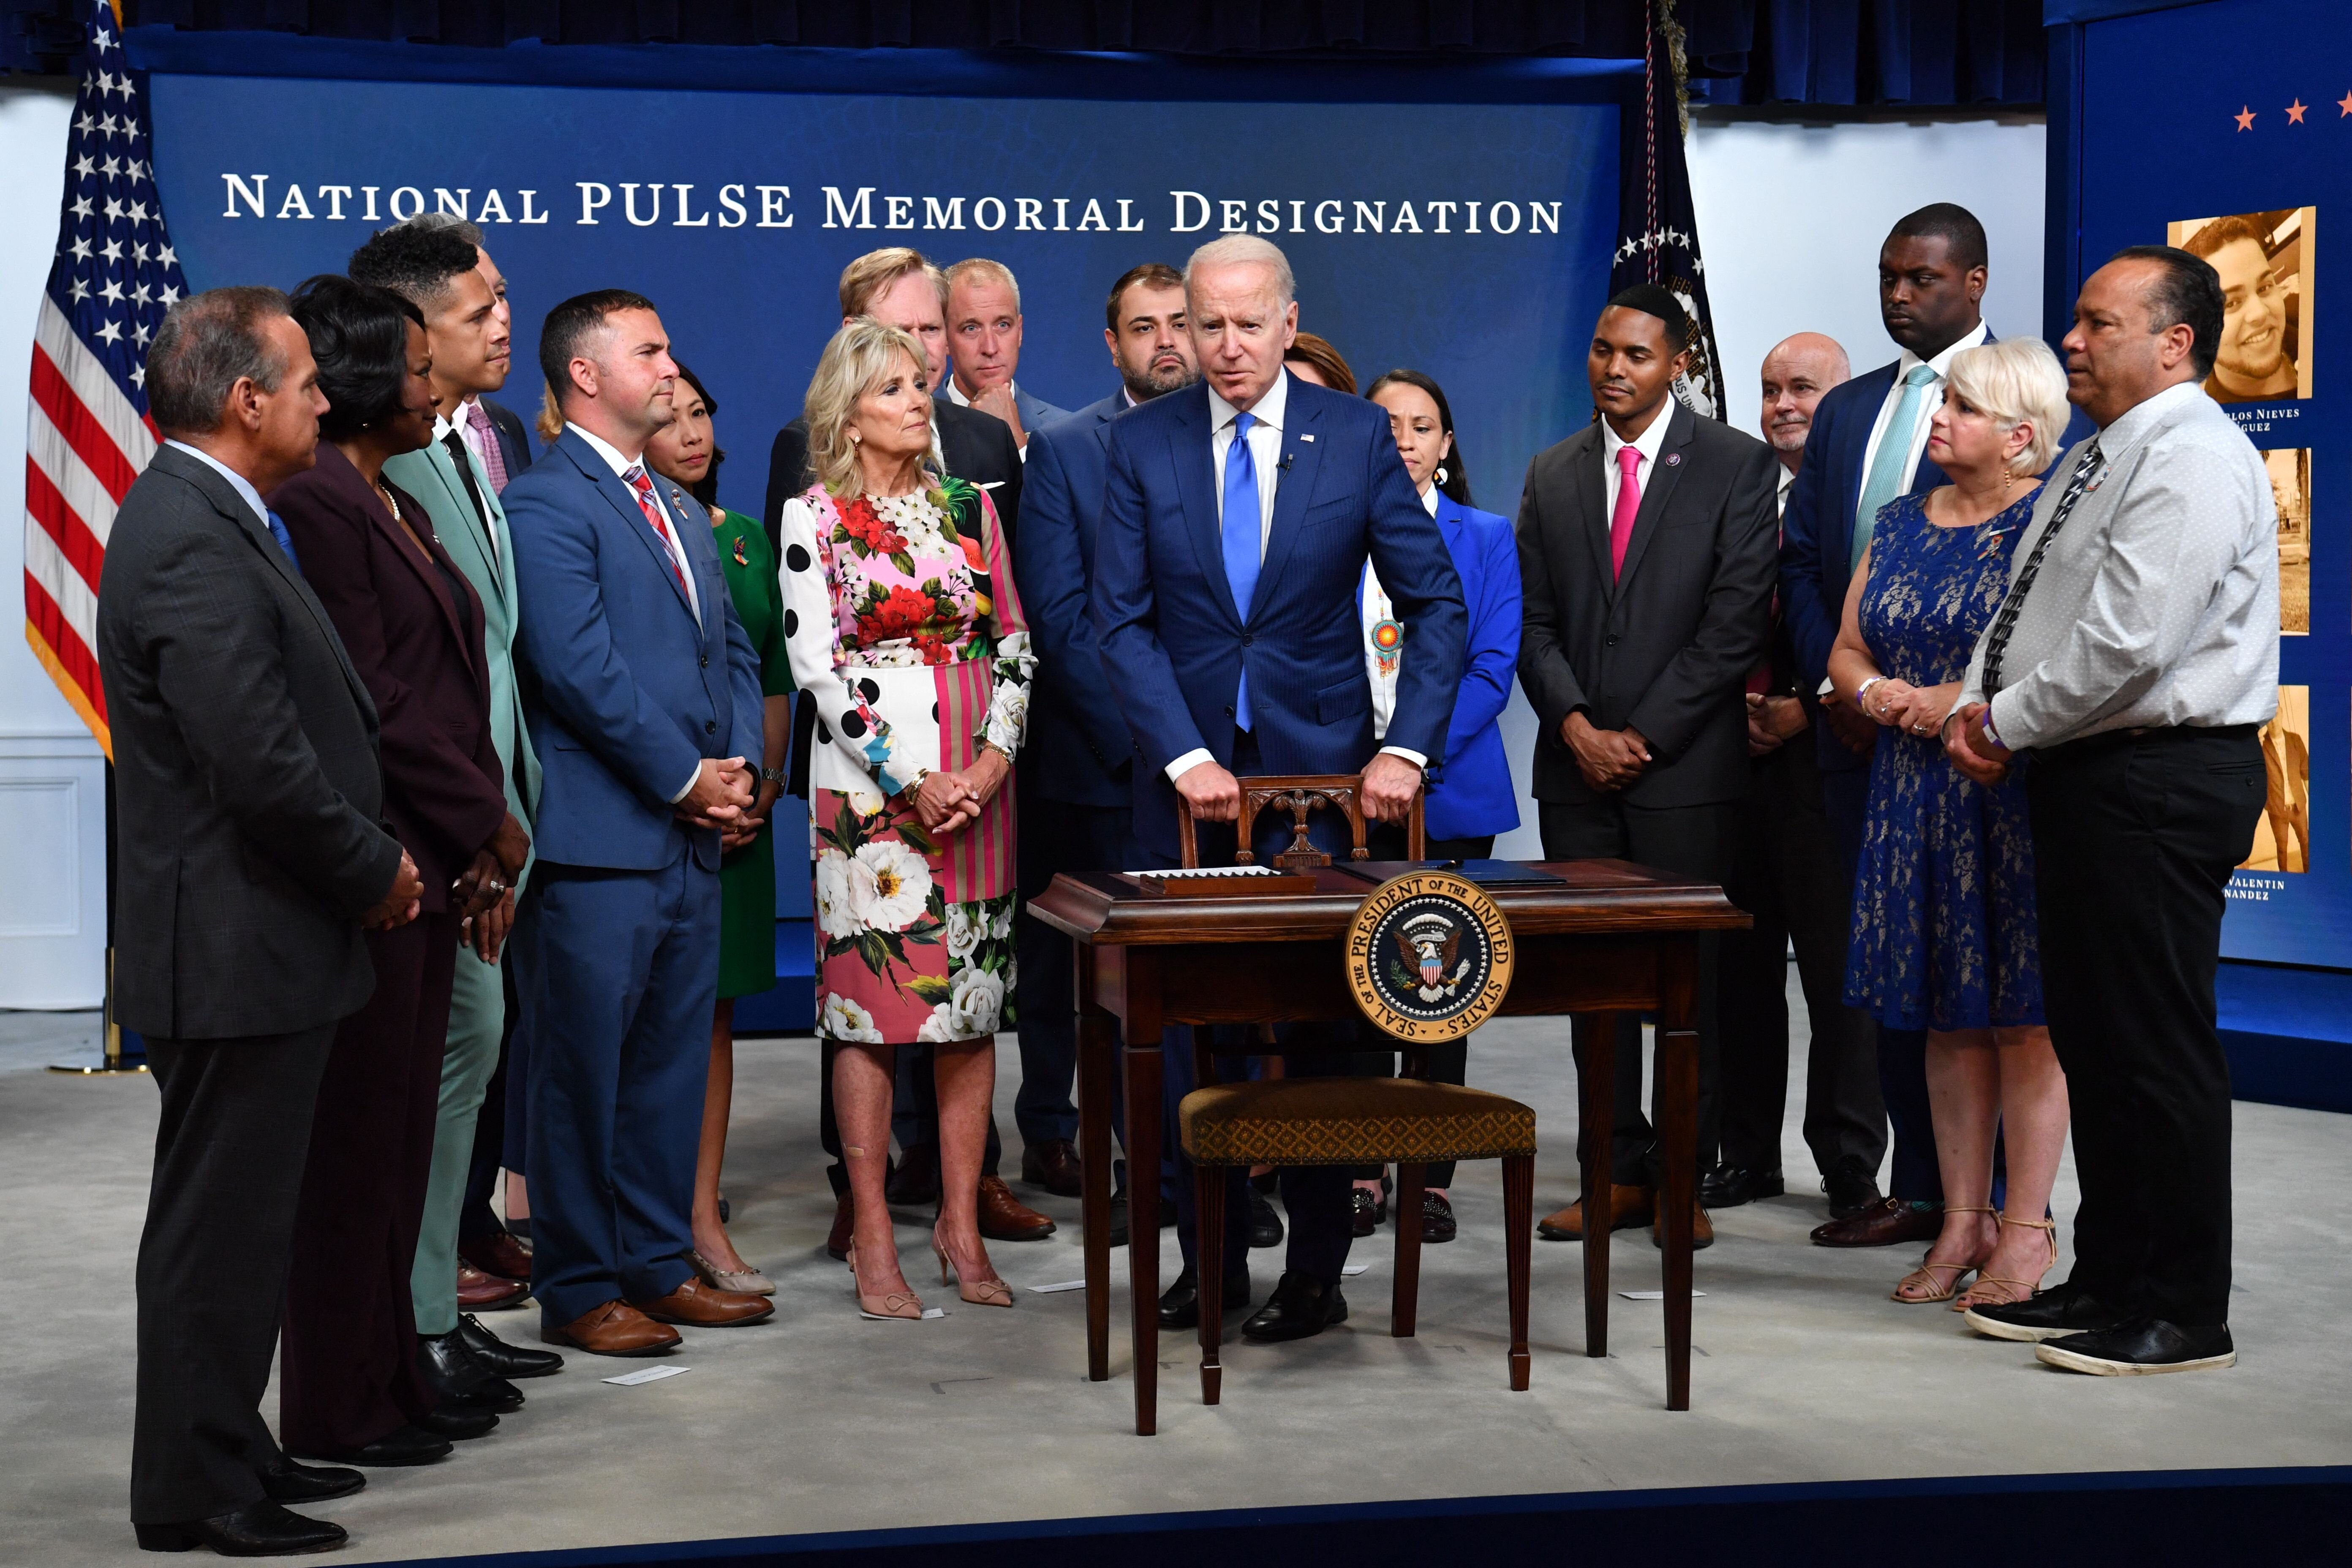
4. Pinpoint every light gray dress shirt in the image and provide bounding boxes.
[1958,380,2279,750]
